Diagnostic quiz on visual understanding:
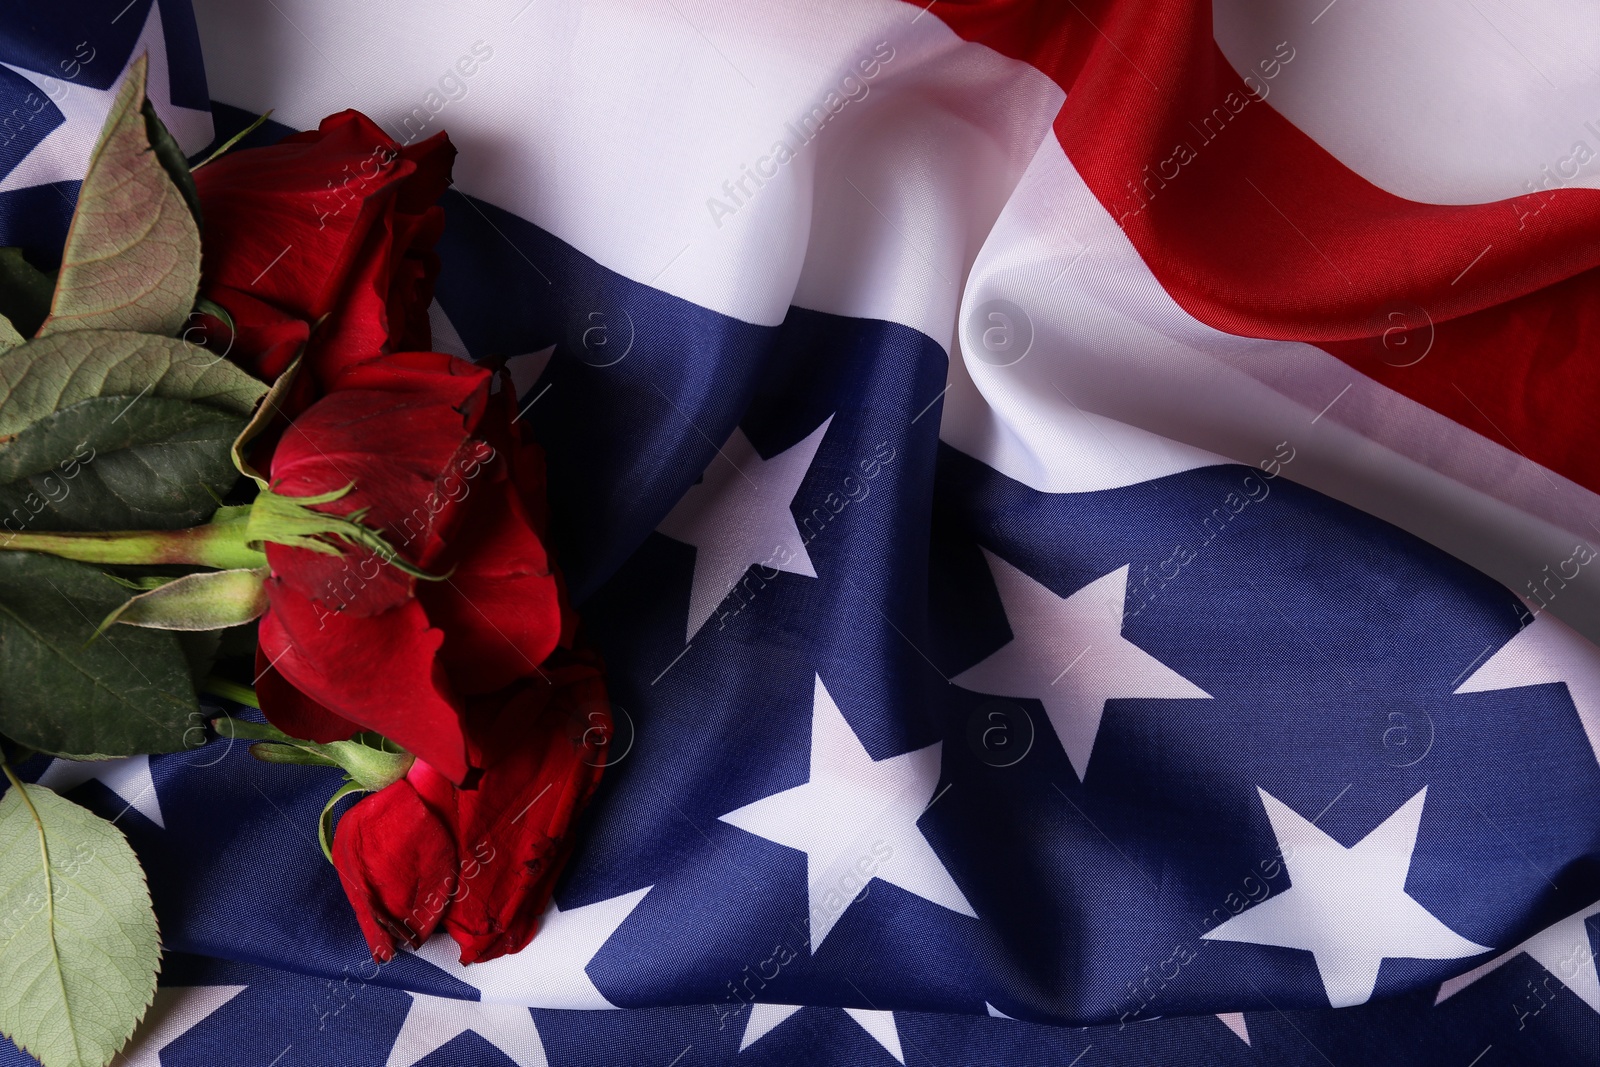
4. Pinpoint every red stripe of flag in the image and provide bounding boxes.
[912,0,1600,496]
